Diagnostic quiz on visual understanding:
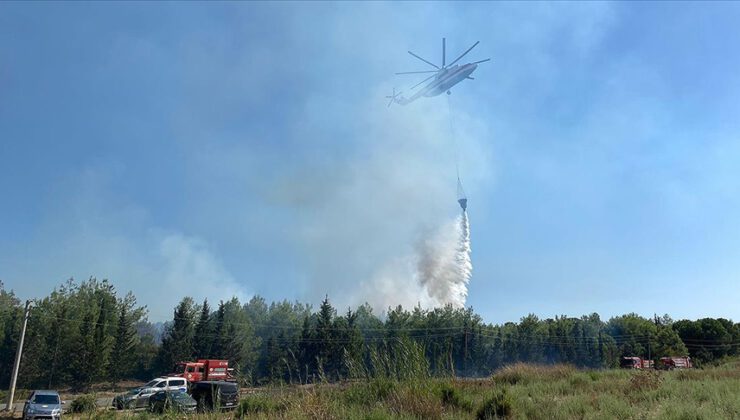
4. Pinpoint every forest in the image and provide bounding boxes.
[1,278,738,391]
